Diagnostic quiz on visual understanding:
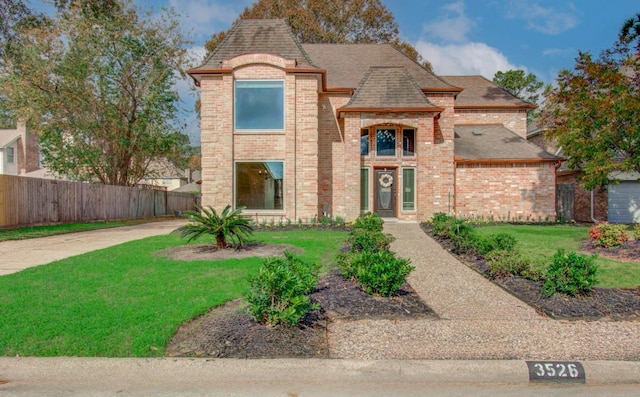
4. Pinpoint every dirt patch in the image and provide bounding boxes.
[156,241,301,261]
[421,223,640,320]
[166,268,436,358]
